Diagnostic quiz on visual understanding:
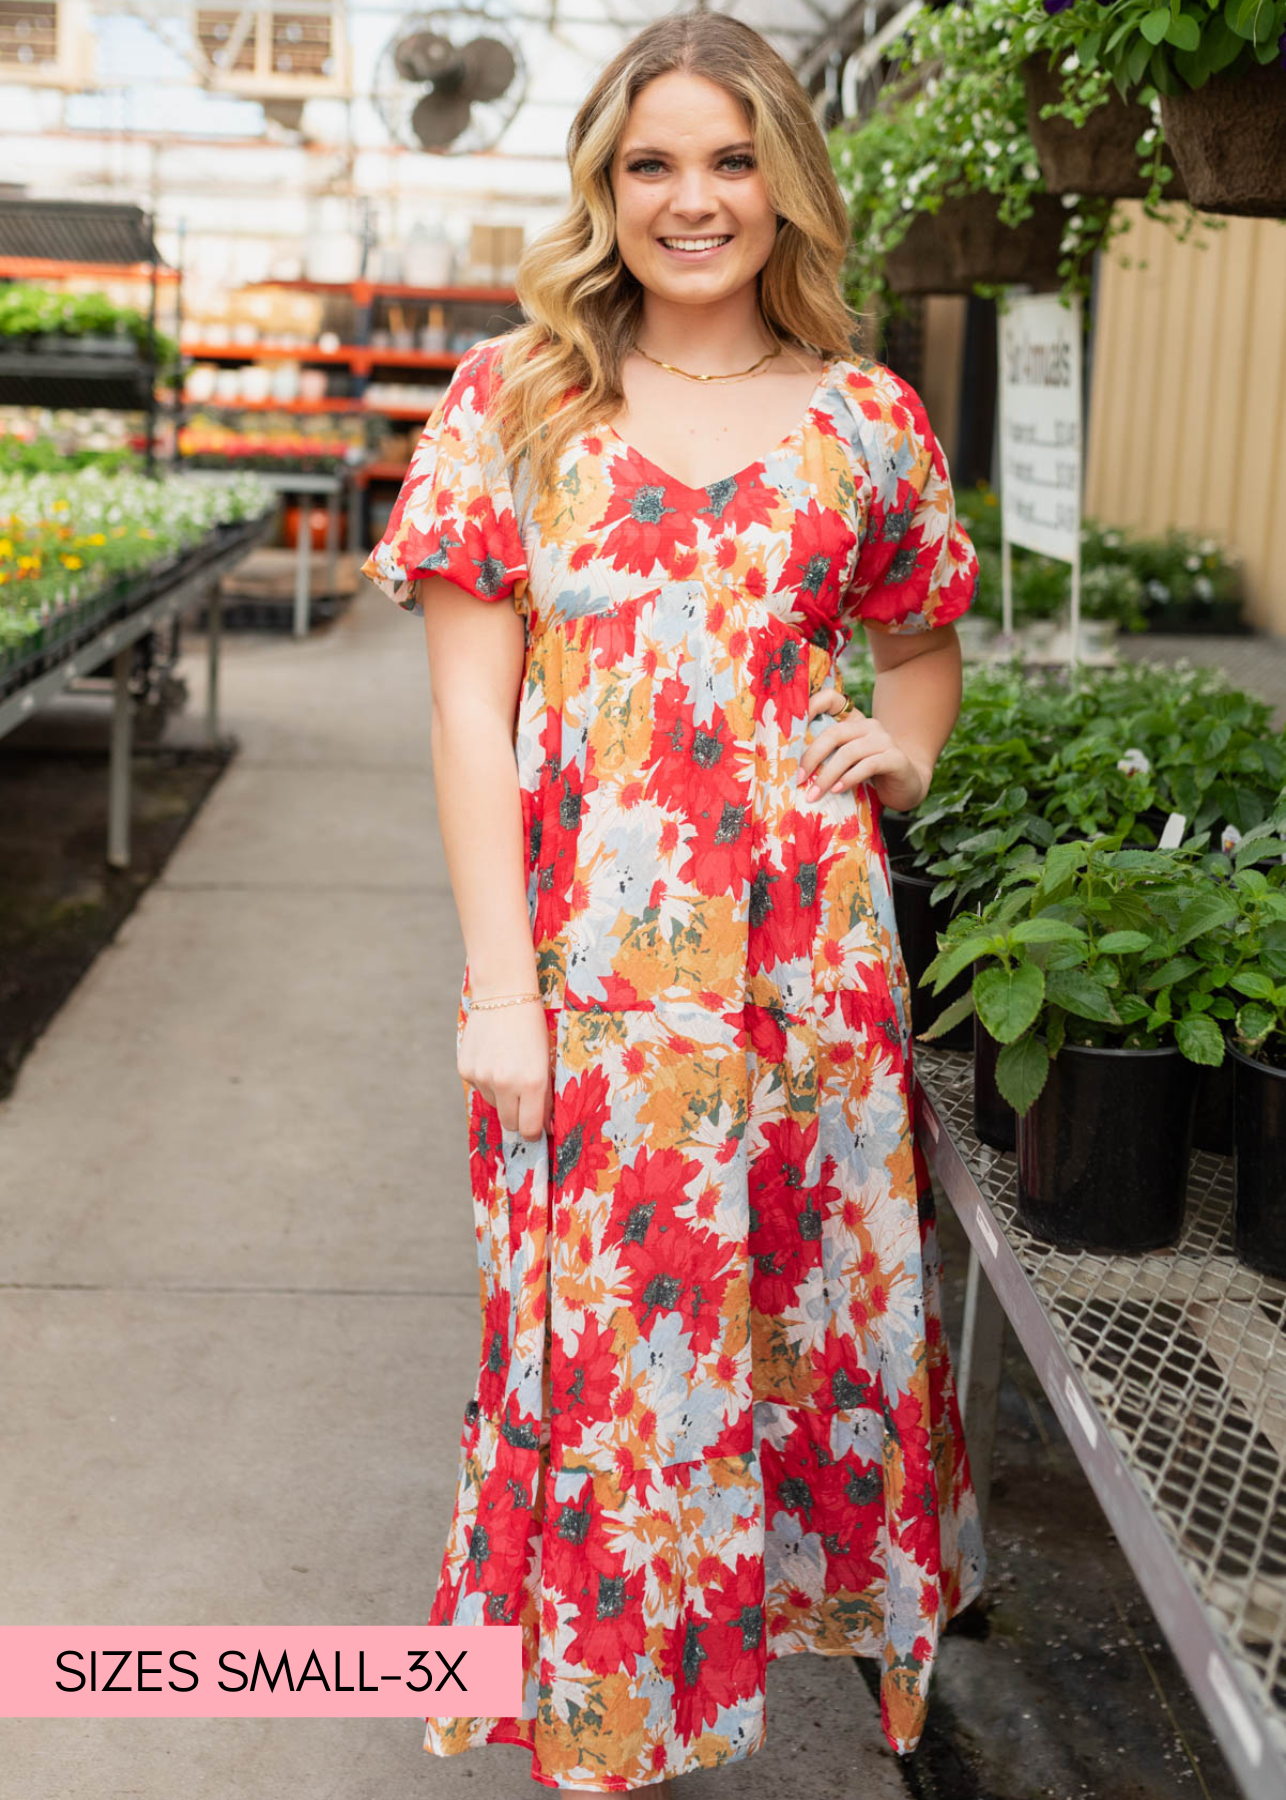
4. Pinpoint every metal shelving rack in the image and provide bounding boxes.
[913,1043,1286,1800]
[0,199,172,469]
[0,511,276,868]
